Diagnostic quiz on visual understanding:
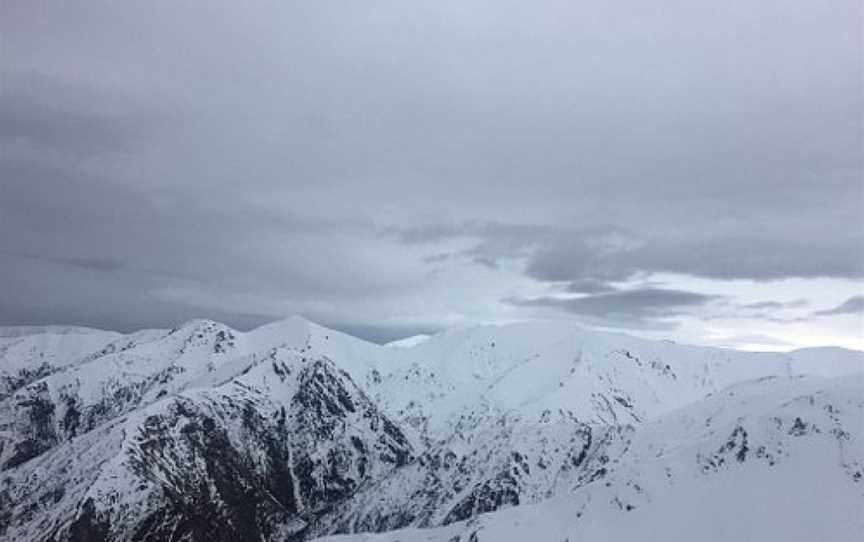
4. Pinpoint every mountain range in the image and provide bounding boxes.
[1,317,861,541]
